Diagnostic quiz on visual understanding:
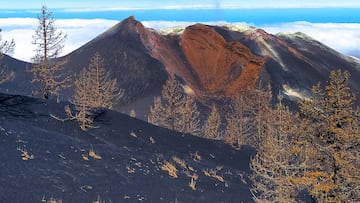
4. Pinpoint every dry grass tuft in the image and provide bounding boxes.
[89,148,102,159]
[172,156,187,169]
[203,166,224,182]
[127,165,135,174]
[48,198,62,203]
[17,147,34,161]
[41,196,62,203]
[82,154,89,161]
[93,196,113,203]
[191,151,201,162]
[161,161,178,178]
[188,173,198,190]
